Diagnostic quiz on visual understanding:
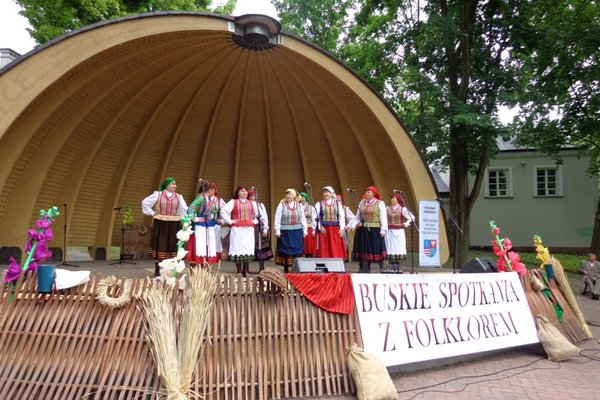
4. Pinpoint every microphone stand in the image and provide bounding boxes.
[396,192,419,274]
[109,207,136,265]
[254,187,265,271]
[435,198,463,273]
[61,203,79,267]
